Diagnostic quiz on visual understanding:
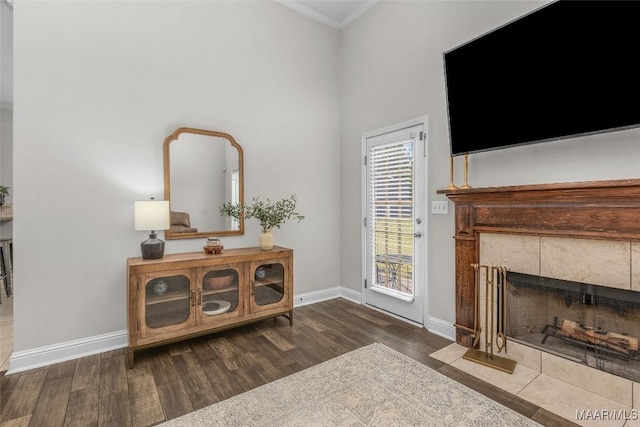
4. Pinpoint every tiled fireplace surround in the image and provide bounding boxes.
[439,179,640,426]
[482,234,640,402]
